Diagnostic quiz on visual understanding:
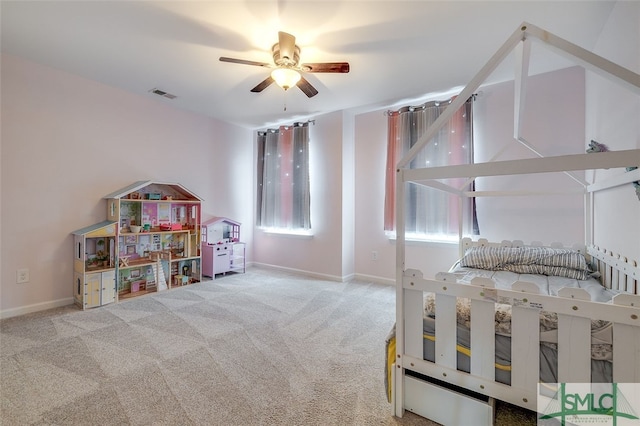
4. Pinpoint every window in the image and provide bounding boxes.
[384,96,477,241]
[256,122,311,231]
